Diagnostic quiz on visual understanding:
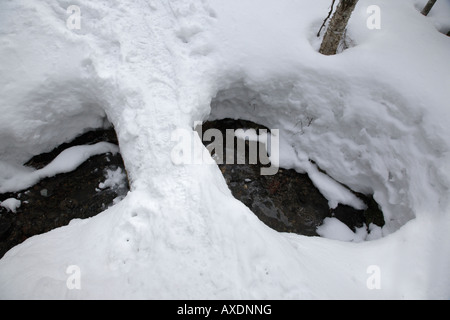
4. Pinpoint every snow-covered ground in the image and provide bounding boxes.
[0,0,449,299]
